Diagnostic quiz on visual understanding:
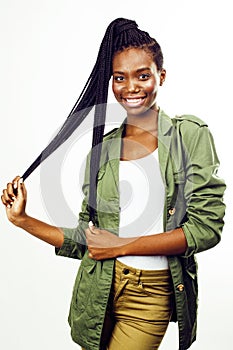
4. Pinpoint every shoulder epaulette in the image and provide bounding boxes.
[174,114,208,127]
